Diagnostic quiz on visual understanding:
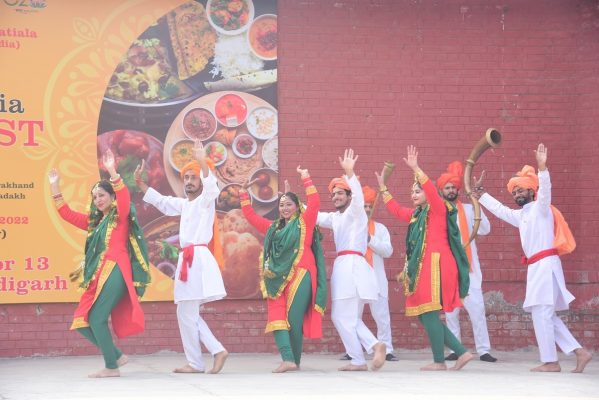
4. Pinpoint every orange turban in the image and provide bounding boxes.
[507,165,538,194]
[436,161,463,190]
[328,177,351,193]
[180,159,215,179]
[362,186,376,204]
